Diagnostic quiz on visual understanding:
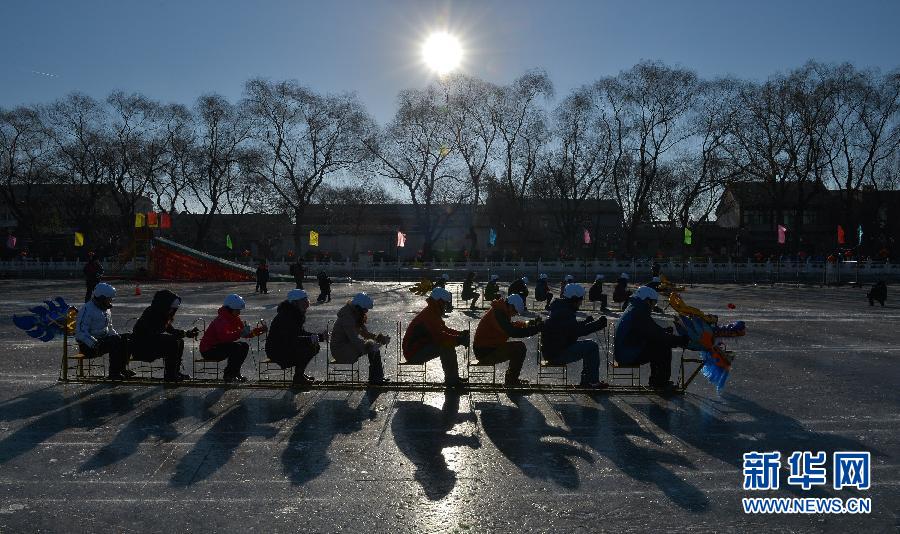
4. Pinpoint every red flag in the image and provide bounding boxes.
[583,228,591,244]
[837,225,845,244]
[146,211,159,228]
[777,225,787,245]
[160,212,172,229]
